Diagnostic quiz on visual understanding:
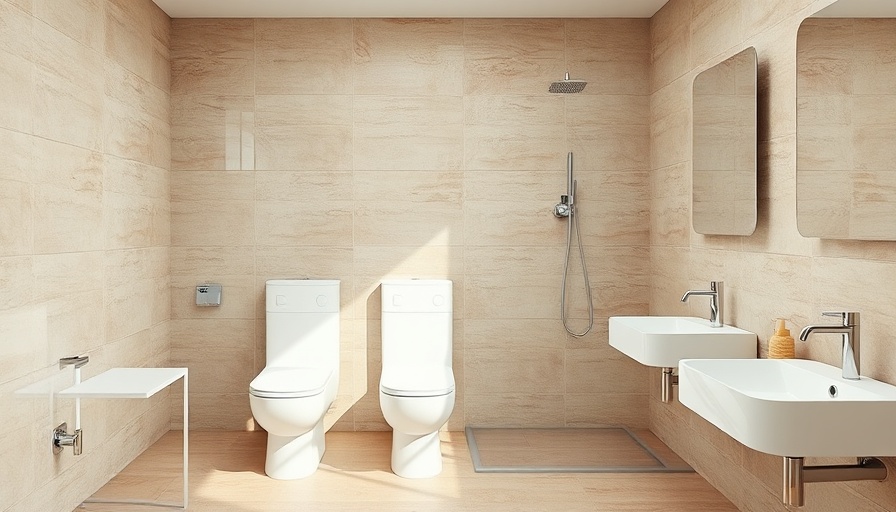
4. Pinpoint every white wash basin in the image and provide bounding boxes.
[608,316,756,367]
[679,358,896,457]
